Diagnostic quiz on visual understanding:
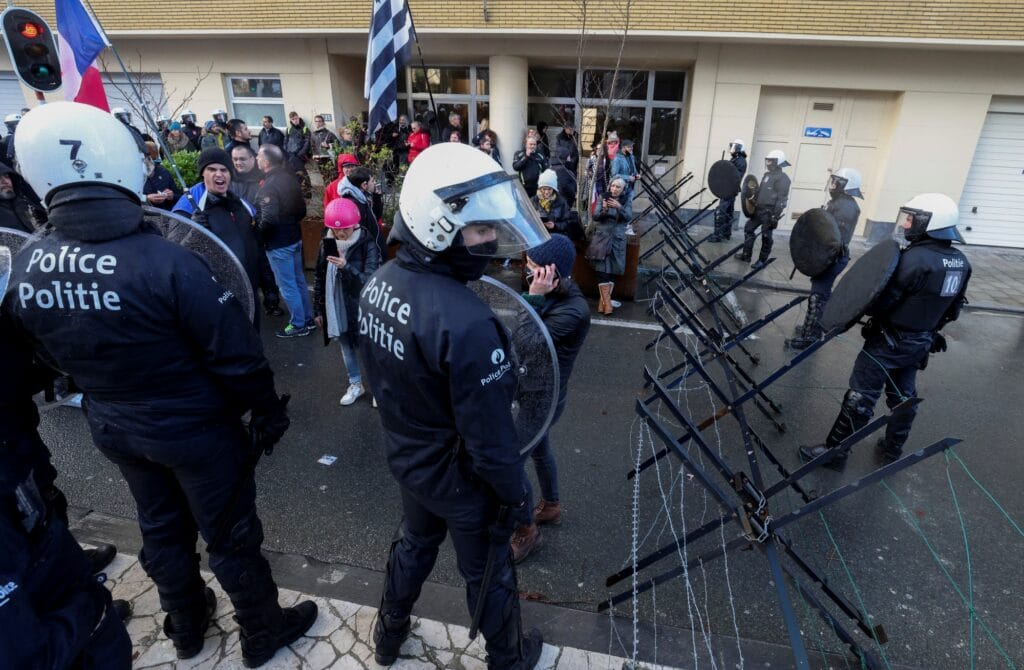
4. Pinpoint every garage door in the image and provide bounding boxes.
[958,100,1024,248]
[0,73,26,117]
[751,87,896,234]
[102,72,167,120]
